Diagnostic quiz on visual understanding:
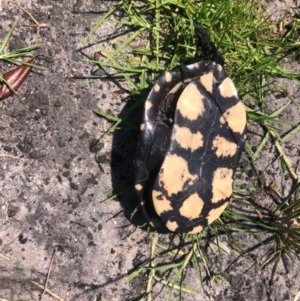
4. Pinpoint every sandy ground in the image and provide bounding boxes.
[0,1,299,300]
